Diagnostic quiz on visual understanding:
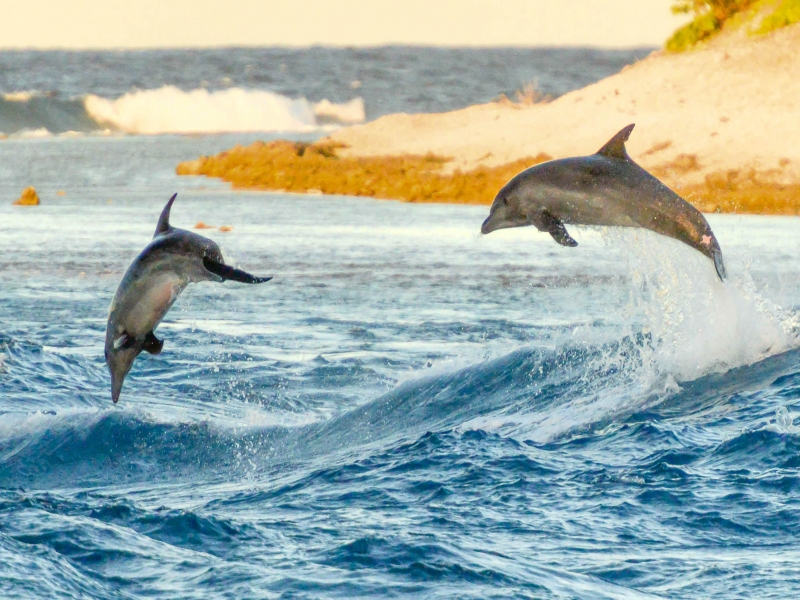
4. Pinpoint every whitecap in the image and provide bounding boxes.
[84,86,365,134]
